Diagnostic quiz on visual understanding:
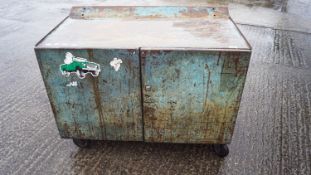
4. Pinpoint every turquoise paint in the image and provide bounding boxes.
[91,49,142,141]
[36,49,142,141]
[144,51,223,112]
[142,50,250,143]
[36,48,250,144]
[70,6,223,19]
[134,7,188,17]
[36,50,103,139]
